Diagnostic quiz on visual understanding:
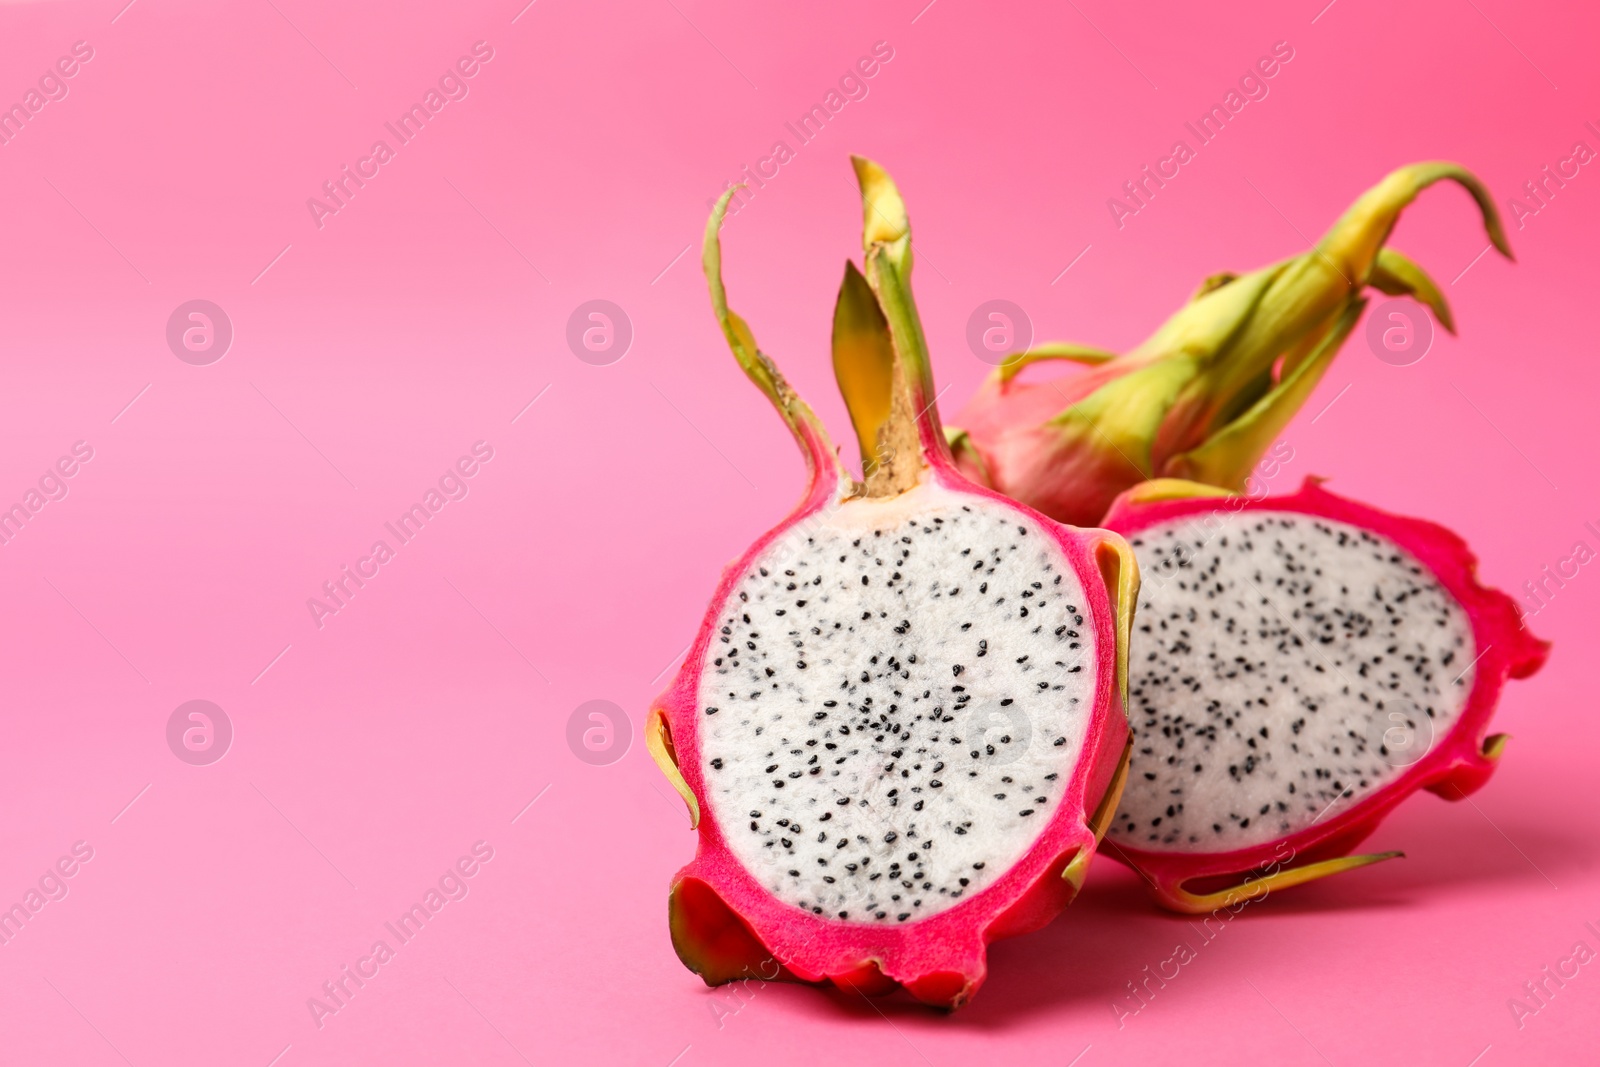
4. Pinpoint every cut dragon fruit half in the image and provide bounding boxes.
[1098,477,1549,913]
[646,158,1137,1008]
